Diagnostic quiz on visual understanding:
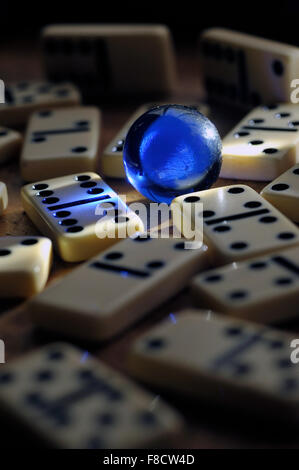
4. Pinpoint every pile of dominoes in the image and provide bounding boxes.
[1,24,299,449]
